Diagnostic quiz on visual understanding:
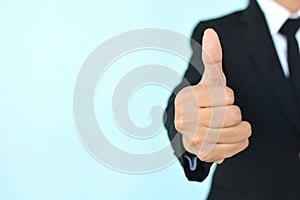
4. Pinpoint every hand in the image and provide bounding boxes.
[174,28,252,164]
